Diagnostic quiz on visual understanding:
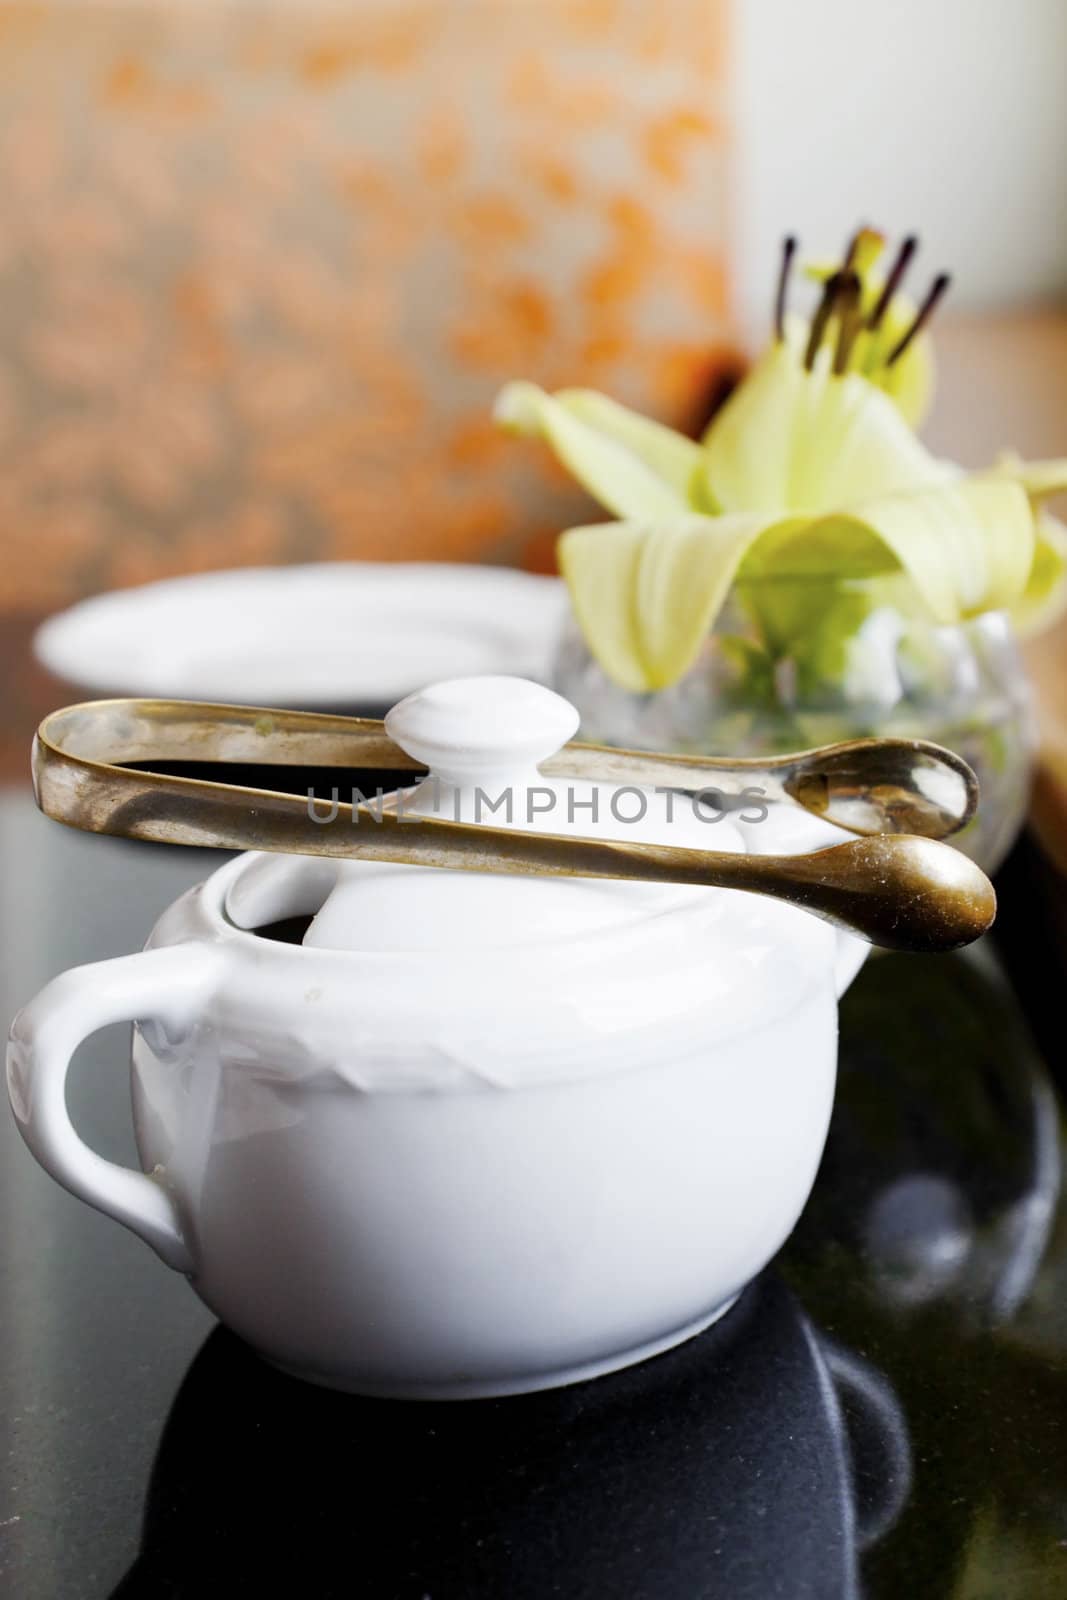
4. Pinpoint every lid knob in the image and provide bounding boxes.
[385,675,579,786]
